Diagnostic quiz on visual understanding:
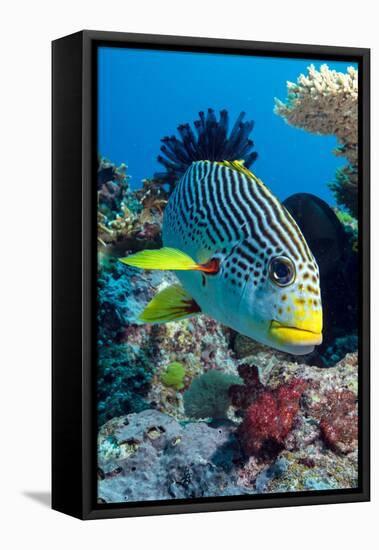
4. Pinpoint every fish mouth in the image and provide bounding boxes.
[269,320,322,346]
